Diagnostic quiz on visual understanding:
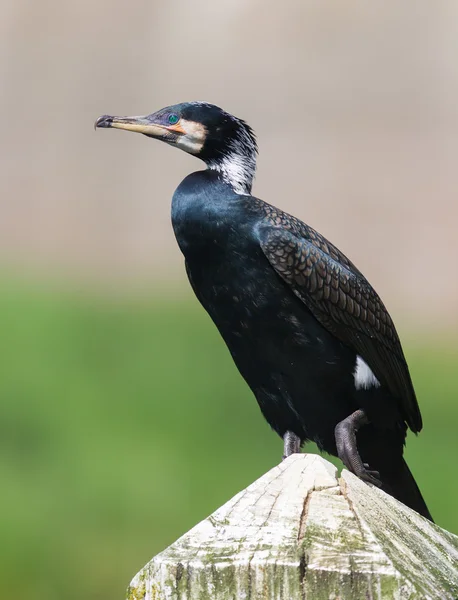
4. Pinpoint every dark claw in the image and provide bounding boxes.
[355,465,382,487]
